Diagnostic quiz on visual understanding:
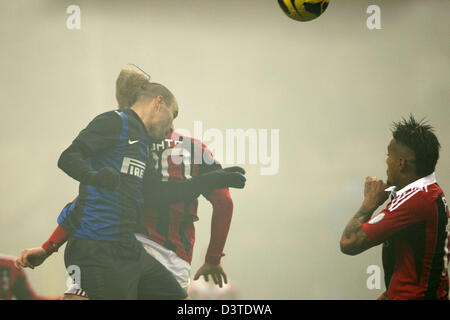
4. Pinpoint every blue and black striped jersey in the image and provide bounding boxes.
[58,108,152,242]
